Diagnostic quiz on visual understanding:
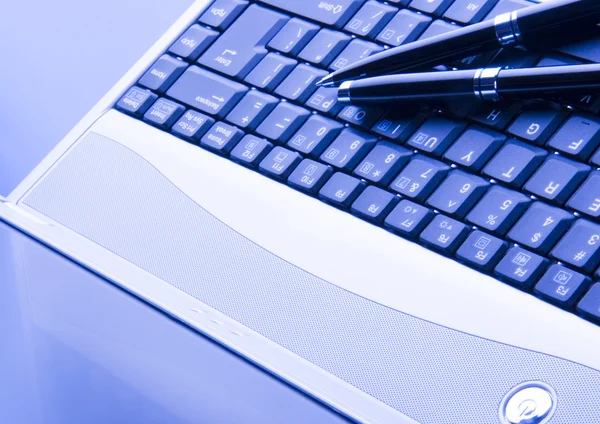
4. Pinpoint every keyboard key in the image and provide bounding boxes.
[199,0,249,30]
[507,202,574,253]
[338,105,385,130]
[298,29,351,67]
[376,9,431,47]
[200,122,244,154]
[167,66,247,118]
[320,128,377,171]
[426,170,489,218]
[306,87,344,115]
[287,115,343,156]
[230,135,273,166]
[351,186,399,223]
[558,37,600,64]
[592,149,600,167]
[420,215,469,254]
[384,200,434,237]
[485,0,534,20]
[407,117,467,156]
[268,18,320,56]
[199,5,288,78]
[535,265,590,308]
[168,25,218,61]
[577,283,600,324]
[495,247,549,289]
[172,110,215,142]
[138,55,187,93]
[244,53,296,91]
[143,98,185,129]
[444,0,498,24]
[319,172,366,207]
[471,101,523,131]
[288,159,333,193]
[275,64,327,103]
[255,102,310,142]
[258,0,364,28]
[466,186,530,235]
[551,220,600,272]
[524,156,590,204]
[115,86,157,117]
[507,104,567,145]
[548,115,600,160]
[443,126,505,171]
[567,172,600,218]
[482,140,547,188]
[344,1,396,38]
[329,39,383,71]
[372,109,427,143]
[418,19,457,39]
[390,155,450,201]
[354,142,412,185]
[410,0,454,16]
[258,146,302,180]
[457,231,507,271]
[225,90,278,130]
